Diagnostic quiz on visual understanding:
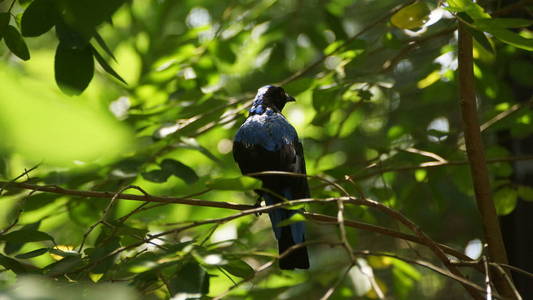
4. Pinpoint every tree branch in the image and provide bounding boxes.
[458,21,514,298]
